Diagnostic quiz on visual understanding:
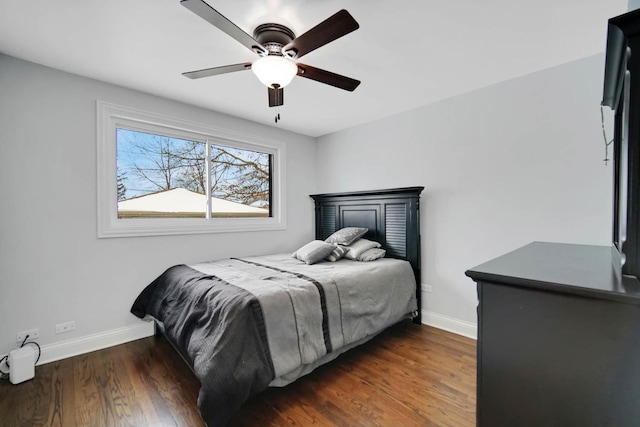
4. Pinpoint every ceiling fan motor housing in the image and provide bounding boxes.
[253,23,295,56]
